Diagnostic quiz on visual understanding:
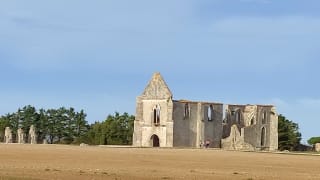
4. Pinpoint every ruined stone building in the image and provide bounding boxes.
[133,73,278,151]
